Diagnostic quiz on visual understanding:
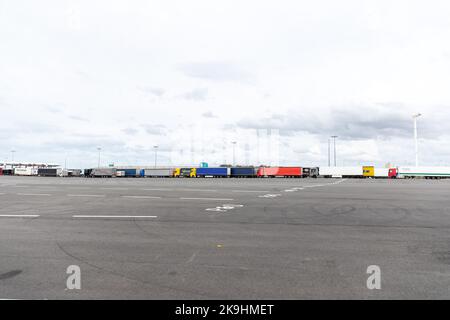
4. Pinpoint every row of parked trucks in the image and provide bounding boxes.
[80,166,450,179]
[1,166,449,179]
